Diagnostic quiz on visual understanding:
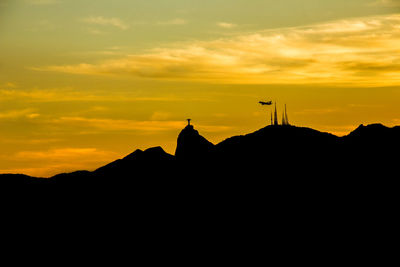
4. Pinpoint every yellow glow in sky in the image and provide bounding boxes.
[0,0,400,177]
